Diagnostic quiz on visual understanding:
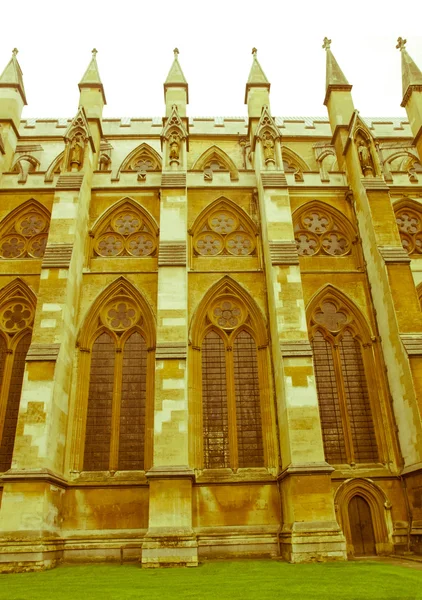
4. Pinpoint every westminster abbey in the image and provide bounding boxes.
[0,38,422,571]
